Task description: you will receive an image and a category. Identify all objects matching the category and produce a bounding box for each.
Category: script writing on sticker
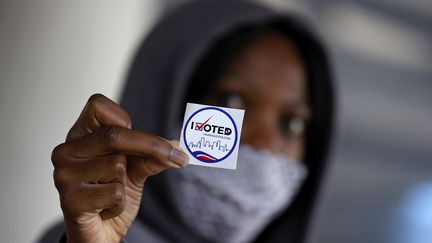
[179,103,245,169]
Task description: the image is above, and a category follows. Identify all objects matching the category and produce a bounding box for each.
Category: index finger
[62,125,189,168]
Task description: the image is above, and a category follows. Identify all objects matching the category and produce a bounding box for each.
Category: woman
[41,0,334,242]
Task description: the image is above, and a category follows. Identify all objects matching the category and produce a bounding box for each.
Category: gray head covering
[120,0,334,242]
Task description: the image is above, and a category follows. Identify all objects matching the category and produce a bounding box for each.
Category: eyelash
[215,92,307,137]
[279,116,306,137]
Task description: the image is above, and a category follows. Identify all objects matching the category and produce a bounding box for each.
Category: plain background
[0,1,161,242]
[0,0,431,243]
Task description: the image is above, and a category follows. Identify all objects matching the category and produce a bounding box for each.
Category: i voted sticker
[180,103,244,169]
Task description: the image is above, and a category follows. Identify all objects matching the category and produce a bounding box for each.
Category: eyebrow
[223,71,258,92]
[283,101,312,120]
[228,71,309,101]
[285,100,309,108]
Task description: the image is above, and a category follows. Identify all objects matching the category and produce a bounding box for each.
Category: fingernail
[170,149,189,167]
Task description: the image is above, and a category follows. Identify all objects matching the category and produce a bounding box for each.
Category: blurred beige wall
[0,1,160,242]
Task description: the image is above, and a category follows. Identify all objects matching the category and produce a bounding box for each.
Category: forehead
[224,33,307,101]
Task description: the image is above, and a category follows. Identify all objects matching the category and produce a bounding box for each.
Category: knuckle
[121,111,132,128]
[113,159,126,175]
[111,183,125,202]
[100,126,122,147]
[87,93,106,106]
[88,94,131,128]
[112,156,127,184]
[86,94,107,115]
[112,153,127,165]
[51,143,67,166]
[150,136,171,160]
[53,168,65,183]
[53,169,71,193]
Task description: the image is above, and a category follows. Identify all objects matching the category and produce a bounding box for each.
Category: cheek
[239,111,305,161]
[284,137,304,162]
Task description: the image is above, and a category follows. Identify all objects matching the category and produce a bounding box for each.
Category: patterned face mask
[164,144,308,243]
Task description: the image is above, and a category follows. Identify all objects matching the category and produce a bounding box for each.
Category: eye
[280,116,306,137]
[215,92,245,109]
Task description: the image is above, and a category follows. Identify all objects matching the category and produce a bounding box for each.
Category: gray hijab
[120,0,334,242]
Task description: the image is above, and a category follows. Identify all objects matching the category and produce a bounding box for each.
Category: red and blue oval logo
[183,107,238,163]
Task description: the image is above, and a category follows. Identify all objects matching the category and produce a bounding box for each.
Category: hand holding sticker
[180,103,245,169]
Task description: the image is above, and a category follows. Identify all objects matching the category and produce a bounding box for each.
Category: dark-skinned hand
[51,94,189,243]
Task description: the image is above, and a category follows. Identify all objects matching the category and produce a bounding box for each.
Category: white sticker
[179,103,245,169]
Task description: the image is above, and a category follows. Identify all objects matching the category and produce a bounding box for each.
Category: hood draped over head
[120,0,334,242]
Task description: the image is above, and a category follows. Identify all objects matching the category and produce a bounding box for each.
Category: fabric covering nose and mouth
[164,144,309,243]
[38,0,334,243]
[120,0,334,243]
